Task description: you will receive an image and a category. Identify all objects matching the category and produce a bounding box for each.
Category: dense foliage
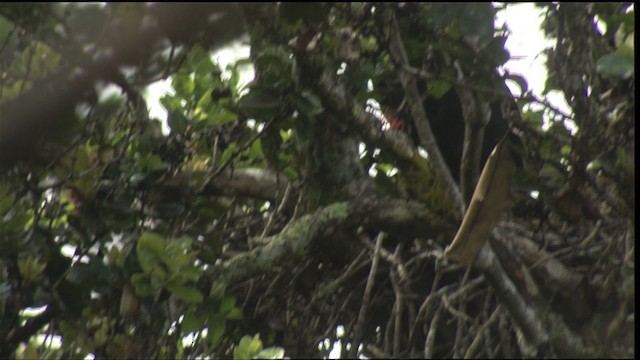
[0,3,634,358]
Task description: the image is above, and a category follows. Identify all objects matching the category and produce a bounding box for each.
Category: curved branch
[211,202,350,285]
[209,194,452,286]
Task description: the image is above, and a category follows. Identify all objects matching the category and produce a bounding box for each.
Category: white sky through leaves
[145,4,568,131]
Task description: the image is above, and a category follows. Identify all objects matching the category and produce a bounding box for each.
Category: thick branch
[381,8,465,217]
[213,202,350,285]
[203,168,292,203]
[457,88,491,204]
[475,229,591,357]
[209,195,452,285]
[474,244,551,352]
[493,222,585,298]
[461,121,485,204]
[292,49,415,166]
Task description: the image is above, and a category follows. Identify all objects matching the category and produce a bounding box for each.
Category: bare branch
[359,232,408,282]
[457,86,491,204]
[474,240,591,357]
[204,167,293,203]
[209,195,451,286]
[474,244,550,350]
[380,7,465,218]
[423,306,442,359]
[390,254,404,357]
[351,232,385,358]
[464,305,502,358]
[292,47,416,165]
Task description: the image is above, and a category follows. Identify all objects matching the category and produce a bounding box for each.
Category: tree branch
[473,244,551,352]
[209,194,451,286]
[211,202,350,285]
[456,87,491,204]
[291,44,415,168]
[351,232,385,358]
[475,232,591,357]
[1,306,57,356]
[380,7,465,217]
[204,168,293,203]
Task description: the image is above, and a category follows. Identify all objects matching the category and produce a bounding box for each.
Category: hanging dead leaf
[445,135,517,265]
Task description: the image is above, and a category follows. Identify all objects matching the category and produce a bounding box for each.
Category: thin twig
[473,243,554,352]
[464,305,502,358]
[441,293,474,324]
[358,232,408,283]
[423,305,442,359]
[452,267,472,357]
[390,256,403,357]
[351,232,385,358]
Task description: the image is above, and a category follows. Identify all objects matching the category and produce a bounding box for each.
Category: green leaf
[160,94,183,112]
[136,249,158,274]
[195,92,213,119]
[220,295,236,314]
[209,282,227,300]
[131,273,153,297]
[207,318,226,348]
[181,312,202,334]
[254,347,285,359]
[166,284,204,303]
[522,109,544,129]
[168,110,189,133]
[138,232,166,255]
[0,181,15,215]
[206,106,238,125]
[248,334,264,355]
[150,263,168,282]
[427,80,452,99]
[190,47,215,78]
[17,256,46,282]
[219,143,239,163]
[238,89,281,119]
[596,53,634,79]
[165,250,190,270]
[173,74,196,97]
[136,154,169,172]
[182,266,203,281]
[227,307,243,320]
[234,334,263,360]
[481,36,510,65]
[246,139,264,162]
[136,232,166,273]
[72,146,93,174]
